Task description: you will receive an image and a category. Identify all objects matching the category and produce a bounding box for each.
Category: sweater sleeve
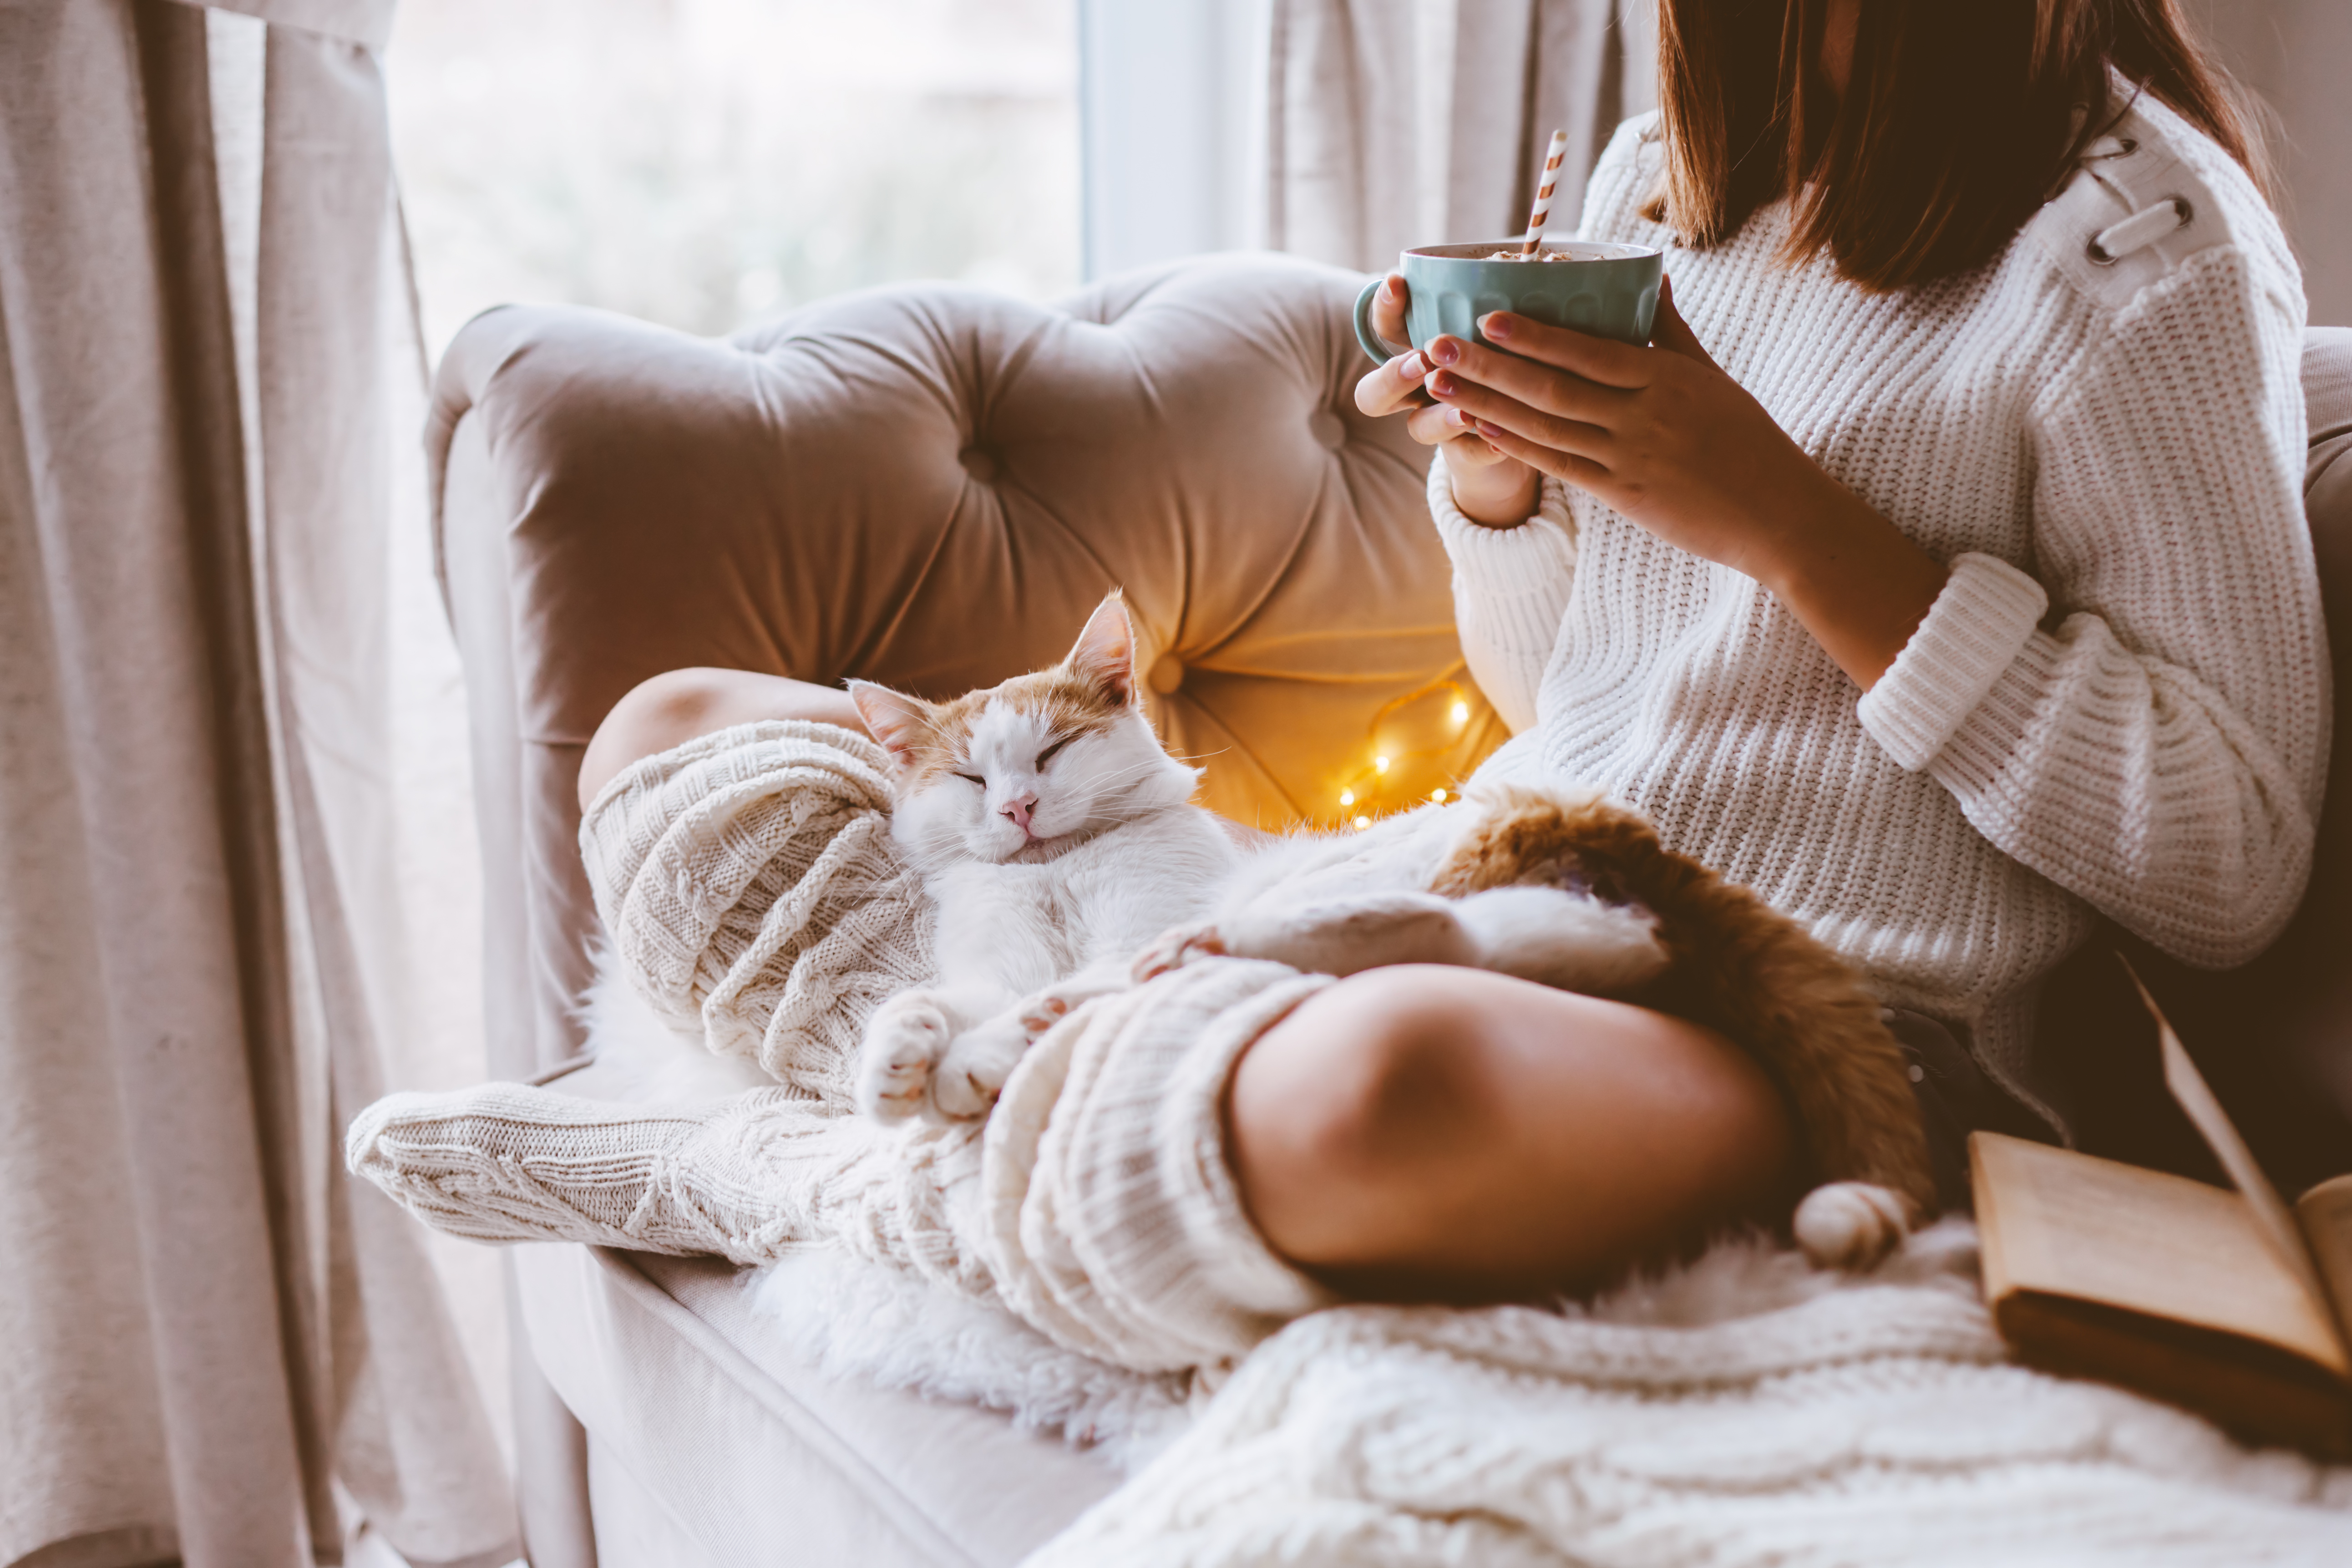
[1426,457,1578,734]
[1855,248,2327,968]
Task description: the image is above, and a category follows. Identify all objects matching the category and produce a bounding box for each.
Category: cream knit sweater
[1440,92,2325,1128]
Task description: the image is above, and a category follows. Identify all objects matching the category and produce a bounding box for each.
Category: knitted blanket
[1031,1224,2352,1566]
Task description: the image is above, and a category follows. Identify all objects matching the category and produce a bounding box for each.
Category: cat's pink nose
[1000,792,1037,832]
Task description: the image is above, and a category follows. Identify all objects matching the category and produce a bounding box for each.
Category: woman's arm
[1422,282,1950,690]
[1855,254,2324,966]
[577,668,868,810]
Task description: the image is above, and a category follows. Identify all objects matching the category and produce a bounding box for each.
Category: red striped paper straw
[1518,129,1570,256]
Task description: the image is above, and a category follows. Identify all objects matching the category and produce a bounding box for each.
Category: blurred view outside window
[387,0,1083,358]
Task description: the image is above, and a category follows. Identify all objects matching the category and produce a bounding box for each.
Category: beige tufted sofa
[427,255,2352,1565]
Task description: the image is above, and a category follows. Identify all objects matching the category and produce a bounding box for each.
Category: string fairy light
[1327,667,1488,828]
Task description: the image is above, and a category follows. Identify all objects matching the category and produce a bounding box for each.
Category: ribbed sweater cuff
[1856,553,2050,772]
[1427,457,1576,589]
[1427,459,1576,625]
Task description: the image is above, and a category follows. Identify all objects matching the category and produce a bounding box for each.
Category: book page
[2297,1174,2352,1347]
[2121,960,2334,1314]
[1972,1132,2349,1378]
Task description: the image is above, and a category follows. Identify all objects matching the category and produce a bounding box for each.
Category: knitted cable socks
[347,955,1332,1369]
[578,720,934,1106]
[344,1082,990,1291]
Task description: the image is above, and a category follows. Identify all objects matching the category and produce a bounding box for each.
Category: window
[388,0,1082,357]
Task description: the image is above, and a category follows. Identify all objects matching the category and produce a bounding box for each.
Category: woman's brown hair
[1642,0,2266,292]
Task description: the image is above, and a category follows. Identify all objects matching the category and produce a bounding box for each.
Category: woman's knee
[1227,966,1509,1262]
[581,668,732,806]
[577,667,865,807]
[1225,963,1799,1291]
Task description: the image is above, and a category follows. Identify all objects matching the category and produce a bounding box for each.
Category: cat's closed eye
[1036,736,1075,770]
[953,771,985,787]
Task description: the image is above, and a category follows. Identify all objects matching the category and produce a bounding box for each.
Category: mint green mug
[1353,240,1664,363]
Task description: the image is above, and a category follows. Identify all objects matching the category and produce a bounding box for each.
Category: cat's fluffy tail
[1433,785,1939,1219]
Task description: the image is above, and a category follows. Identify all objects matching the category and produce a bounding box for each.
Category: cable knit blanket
[349,721,2352,1564]
[1036,1225,2352,1565]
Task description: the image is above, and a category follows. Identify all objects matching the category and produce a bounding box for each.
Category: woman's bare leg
[1227,964,1798,1301]
[578,668,867,809]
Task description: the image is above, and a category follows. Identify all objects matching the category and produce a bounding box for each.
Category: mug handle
[1353,277,1404,365]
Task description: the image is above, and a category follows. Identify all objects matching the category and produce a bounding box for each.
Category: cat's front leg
[858,988,1001,1124]
[930,967,1129,1121]
[857,990,956,1122]
[1130,919,1228,982]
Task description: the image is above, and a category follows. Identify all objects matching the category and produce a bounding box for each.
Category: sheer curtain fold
[1265,0,1654,273]
[0,3,514,1566]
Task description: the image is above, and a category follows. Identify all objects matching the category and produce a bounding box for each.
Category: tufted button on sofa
[426,254,2352,1565]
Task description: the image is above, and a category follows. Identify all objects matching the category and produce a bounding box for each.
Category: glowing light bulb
[1450,701,1470,725]
[1374,755,1390,773]
[1353,815,1371,832]
[1338,789,1354,807]
[1431,788,1448,803]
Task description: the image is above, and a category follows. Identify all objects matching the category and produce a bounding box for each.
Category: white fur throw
[1034,1222,2352,1565]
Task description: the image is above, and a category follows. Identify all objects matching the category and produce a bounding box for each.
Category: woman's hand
[1423,279,1949,688]
[1351,273,1540,526]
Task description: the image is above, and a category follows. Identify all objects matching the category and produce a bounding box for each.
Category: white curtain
[1264,0,1655,273]
[0,2,515,1564]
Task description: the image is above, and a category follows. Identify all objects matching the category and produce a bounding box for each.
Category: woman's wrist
[1753,475,1948,691]
[1445,449,1542,528]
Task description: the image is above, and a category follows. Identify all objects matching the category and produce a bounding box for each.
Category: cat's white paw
[1015,986,1081,1036]
[1793,1181,1919,1271]
[857,993,953,1123]
[929,1013,1033,1122]
[1132,920,1227,982]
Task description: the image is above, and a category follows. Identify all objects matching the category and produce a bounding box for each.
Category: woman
[581,0,2321,1302]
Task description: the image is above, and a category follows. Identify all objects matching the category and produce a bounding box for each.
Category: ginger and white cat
[847,593,1239,1121]
[848,591,1667,1127]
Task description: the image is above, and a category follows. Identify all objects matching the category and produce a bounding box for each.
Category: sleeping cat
[853,590,1937,1266]
[846,593,1240,1122]
[848,591,1665,1127]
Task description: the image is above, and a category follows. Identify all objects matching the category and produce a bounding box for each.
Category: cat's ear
[1065,590,1137,708]
[847,680,932,768]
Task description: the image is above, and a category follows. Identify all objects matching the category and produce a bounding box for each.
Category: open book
[1971,963,2352,1458]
